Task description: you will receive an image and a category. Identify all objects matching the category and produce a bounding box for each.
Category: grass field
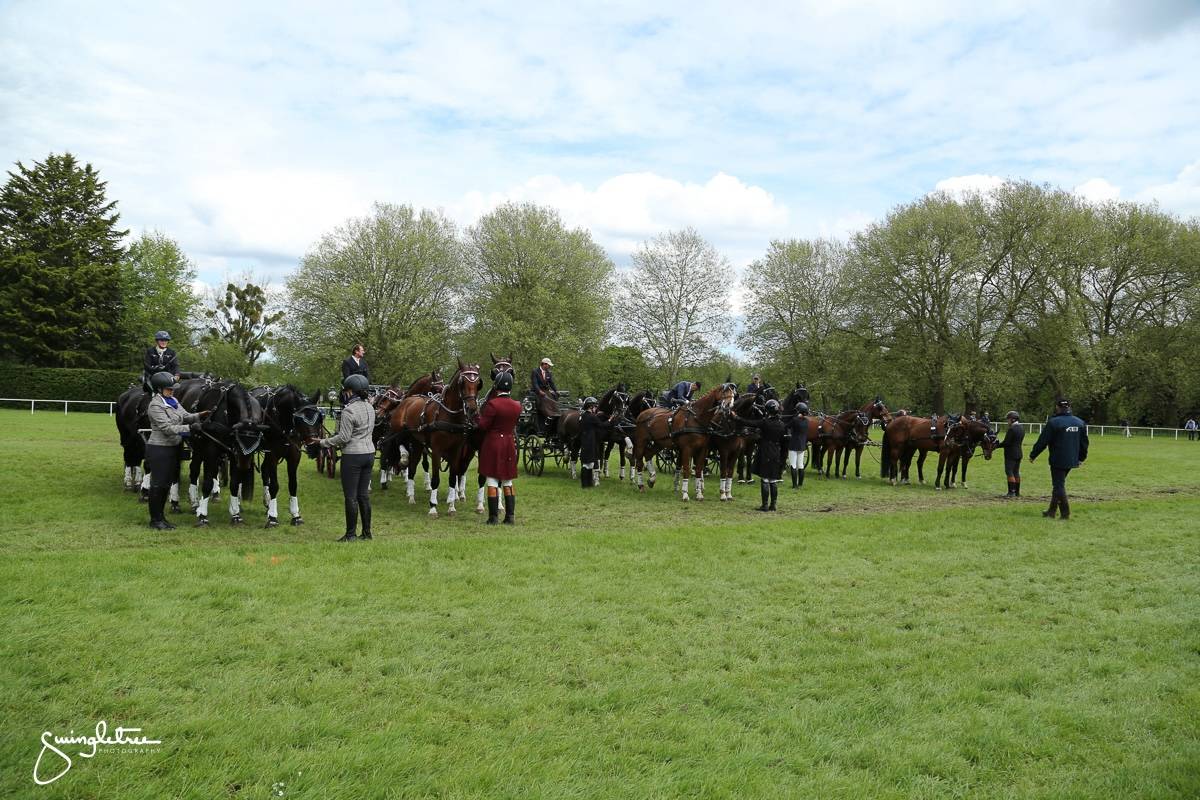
[1,408,1198,799]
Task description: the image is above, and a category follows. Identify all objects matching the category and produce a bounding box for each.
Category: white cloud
[1074,177,1121,202]
[451,172,789,258]
[934,174,1008,199]
[1137,161,1200,218]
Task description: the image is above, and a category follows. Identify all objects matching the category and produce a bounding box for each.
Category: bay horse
[251,385,324,527]
[631,383,736,500]
[175,378,267,525]
[711,390,771,501]
[832,397,893,479]
[928,417,998,489]
[558,383,629,481]
[602,389,654,480]
[375,370,443,492]
[816,409,871,478]
[882,414,995,487]
[393,359,482,516]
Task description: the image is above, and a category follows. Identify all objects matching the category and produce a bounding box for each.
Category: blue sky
[2,0,1198,292]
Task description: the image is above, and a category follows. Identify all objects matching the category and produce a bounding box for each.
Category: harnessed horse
[393,359,482,516]
[711,390,771,501]
[174,378,267,525]
[928,417,998,489]
[816,409,871,478]
[601,389,654,480]
[631,383,737,500]
[828,398,893,479]
[557,384,630,481]
[251,385,324,527]
[374,370,443,492]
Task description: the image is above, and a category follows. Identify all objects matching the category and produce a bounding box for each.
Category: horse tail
[880,429,892,478]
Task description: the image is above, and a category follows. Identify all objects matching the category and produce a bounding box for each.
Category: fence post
[109,402,114,415]
[30,400,34,415]
[1150,428,1154,439]
[64,400,68,416]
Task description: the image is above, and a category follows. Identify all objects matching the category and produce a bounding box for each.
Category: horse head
[451,358,483,422]
[489,353,513,382]
[288,386,326,447]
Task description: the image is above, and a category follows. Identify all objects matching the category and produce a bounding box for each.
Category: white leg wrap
[424,471,432,491]
[447,486,457,504]
[229,495,241,516]
[397,445,409,466]
[141,473,151,491]
[624,437,633,456]
[380,467,389,485]
[406,478,416,503]
[197,495,209,517]
[648,461,657,479]
[696,475,704,499]
[429,488,437,507]
[592,465,600,486]
[134,466,144,485]
[268,497,278,517]
[124,466,133,487]
[681,475,689,500]
[476,486,485,512]
[289,495,299,516]
[189,483,199,505]
[169,483,179,502]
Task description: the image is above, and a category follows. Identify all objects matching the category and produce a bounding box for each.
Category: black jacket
[143,346,179,377]
[786,414,809,451]
[740,415,786,479]
[341,356,370,382]
[580,410,611,463]
[531,367,558,396]
[1000,421,1025,460]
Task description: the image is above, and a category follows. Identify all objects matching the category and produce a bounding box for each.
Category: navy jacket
[530,367,558,396]
[144,346,179,377]
[1000,421,1025,461]
[1029,411,1089,468]
[667,381,694,403]
[786,414,809,451]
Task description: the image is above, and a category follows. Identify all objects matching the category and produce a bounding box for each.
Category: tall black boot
[758,480,769,511]
[769,482,778,511]
[358,499,372,539]
[149,488,175,530]
[502,491,515,524]
[1042,495,1059,518]
[790,467,798,488]
[580,466,592,489]
[798,468,805,487]
[486,492,499,525]
[1059,496,1070,520]
[1014,480,1020,497]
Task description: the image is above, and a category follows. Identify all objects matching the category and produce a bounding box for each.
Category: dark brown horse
[393,359,482,516]
[711,391,770,501]
[375,370,443,493]
[831,398,893,479]
[558,384,629,481]
[817,408,871,478]
[927,417,998,489]
[882,414,996,486]
[602,389,654,480]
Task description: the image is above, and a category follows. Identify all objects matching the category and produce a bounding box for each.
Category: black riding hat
[1006,410,1020,420]
[764,399,780,414]
[150,371,176,392]
[583,396,598,409]
[797,402,809,414]
[494,372,513,393]
[154,330,171,341]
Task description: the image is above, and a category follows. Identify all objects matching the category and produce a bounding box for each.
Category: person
[999,410,1025,498]
[145,371,209,530]
[1185,416,1197,442]
[478,371,522,524]
[143,331,180,392]
[578,396,612,489]
[745,374,765,396]
[319,373,376,542]
[734,399,787,511]
[666,380,700,407]
[786,401,810,489]
[529,357,559,435]
[341,344,370,384]
[1029,398,1089,520]
[1120,417,1131,438]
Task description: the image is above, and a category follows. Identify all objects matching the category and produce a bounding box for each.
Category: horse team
[115,360,999,526]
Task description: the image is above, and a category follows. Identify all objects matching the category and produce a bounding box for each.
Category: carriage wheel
[655,451,675,473]
[552,445,567,468]
[523,441,546,476]
[704,458,717,477]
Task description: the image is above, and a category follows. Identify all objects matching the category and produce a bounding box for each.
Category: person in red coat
[478,371,522,524]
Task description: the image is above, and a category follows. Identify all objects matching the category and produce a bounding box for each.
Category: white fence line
[0,398,116,415]
[988,420,1199,440]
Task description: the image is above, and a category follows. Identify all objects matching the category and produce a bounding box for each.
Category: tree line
[2,153,1197,424]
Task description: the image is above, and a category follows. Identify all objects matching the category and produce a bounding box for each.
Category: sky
[2,0,1199,293]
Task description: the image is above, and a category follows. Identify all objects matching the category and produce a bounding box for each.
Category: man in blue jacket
[1028,398,1089,520]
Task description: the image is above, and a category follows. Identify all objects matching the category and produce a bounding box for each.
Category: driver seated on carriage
[142,330,180,393]
[663,380,701,408]
[528,357,560,435]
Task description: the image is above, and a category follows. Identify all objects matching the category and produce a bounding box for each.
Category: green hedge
[0,363,140,403]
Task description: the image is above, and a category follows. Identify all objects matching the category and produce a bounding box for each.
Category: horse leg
[263,455,280,526]
[854,445,863,479]
[428,454,441,517]
[679,449,690,501]
[694,453,705,501]
[917,450,927,484]
[960,454,970,488]
[476,471,486,514]
[422,451,432,491]
[935,452,946,490]
[194,454,214,525]
[287,452,303,525]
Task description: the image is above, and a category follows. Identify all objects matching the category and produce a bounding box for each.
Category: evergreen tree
[0,153,127,366]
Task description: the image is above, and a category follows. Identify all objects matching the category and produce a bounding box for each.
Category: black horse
[602,389,655,480]
[559,383,629,481]
[735,384,779,483]
[175,378,267,526]
[115,384,152,496]
[251,385,324,527]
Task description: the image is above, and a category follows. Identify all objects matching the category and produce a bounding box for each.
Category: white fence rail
[1,398,116,414]
[988,421,1200,440]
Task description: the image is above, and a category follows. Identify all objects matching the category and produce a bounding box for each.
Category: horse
[375,370,443,492]
[115,384,151,495]
[831,397,893,479]
[558,383,629,481]
[816,409,872,478]
[928,417,998,489]
[882,413,992,487]
[251,385,324,527]
[711,390,771,501]
[734,385,779,484]
[393,359,482,516]
[602,389,654,480]
[631,383,737,500]
[175,378,267,525]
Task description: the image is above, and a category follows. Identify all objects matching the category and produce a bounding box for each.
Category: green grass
[1,409,1198,799]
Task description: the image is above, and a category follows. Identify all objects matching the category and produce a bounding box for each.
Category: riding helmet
[1056,398,1071,409]
[765,399,780,415]
[797,402,809,414]
[154,330,171,341]
[150,371,177,392]
[494,372,514,393]
[342,373,370,392]
[583,396,598,409]
[1006,410,1020,421]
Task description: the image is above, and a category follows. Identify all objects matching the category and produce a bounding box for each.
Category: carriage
[516,391,573,476]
